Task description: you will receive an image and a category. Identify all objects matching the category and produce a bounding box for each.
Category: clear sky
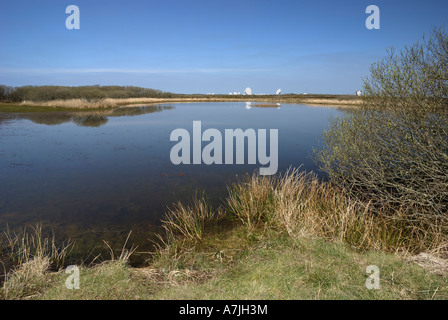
[1,0,447,94]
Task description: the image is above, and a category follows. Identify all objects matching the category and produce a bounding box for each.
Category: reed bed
[15,95,363,110]
[160,194,223,242]
[158,168,447,256]
[1,225,73,271]
[227,168,448,253]
[19,97,227,109]
[20,98,147,109]
[0,225,74,299]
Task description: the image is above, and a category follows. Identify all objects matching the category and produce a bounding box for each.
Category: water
[0,102,344,263]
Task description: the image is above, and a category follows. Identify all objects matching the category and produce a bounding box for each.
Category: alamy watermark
[65,5,80,30]
[65,265,80,290]
[170,121,278,175]
[366,5,380,30]
[366,265,380,290]
[65,5,379,31]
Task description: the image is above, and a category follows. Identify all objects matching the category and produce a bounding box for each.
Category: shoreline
[1,169,446,300]
[0,95,362,113]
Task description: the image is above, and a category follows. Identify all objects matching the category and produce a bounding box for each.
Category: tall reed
[226,168,448,253]
[1,224,73,270]
[161,194,222,241]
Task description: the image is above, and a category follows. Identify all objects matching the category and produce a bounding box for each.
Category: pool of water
[0,102,344,263]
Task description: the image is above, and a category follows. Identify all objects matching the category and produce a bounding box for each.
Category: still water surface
[0,102,343,262]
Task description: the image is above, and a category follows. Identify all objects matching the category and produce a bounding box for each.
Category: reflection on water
[9,105,174,127]
[72,115,109,127]
[0,102,343,265]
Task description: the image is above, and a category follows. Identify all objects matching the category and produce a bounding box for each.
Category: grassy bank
[0,94,361,112]
[12,233,447,300]
[1,169,447,300]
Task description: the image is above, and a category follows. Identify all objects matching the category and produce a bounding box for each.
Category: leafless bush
[316,28,448,228]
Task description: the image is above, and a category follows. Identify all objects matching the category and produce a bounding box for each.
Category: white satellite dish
[245,87,252,95]
[356,90,362,96]
[229,92,233,95]
[276,89,281,95]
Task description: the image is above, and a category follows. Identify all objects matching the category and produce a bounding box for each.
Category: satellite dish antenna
[229,92,233,95]
[356,90,362,96]
[276,89,281,95]
[245,87,252,95]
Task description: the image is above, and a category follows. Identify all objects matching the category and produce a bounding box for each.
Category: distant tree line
[0,85,174,102]
[0,85,16,101]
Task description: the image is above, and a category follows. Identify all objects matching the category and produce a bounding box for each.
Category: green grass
[148,230,448,300]
[27,230,448,300]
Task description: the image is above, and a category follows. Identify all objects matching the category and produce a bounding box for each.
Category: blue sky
[0,0,447,94]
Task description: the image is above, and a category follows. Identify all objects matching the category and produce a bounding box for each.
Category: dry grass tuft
[226,168,448,254]
[1,256,51,299]
[102,231,138,263]
[227,173,274,230]
[410,253,448,275]
[0,225,73,299]
[1,224,73,270]
[161,195,223,241]
[133,267,212,287]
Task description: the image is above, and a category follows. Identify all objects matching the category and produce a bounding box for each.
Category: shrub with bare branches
[315,28,448,227]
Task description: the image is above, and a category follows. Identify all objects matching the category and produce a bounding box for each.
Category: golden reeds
[226,168,448,253]
[1,224,73,269]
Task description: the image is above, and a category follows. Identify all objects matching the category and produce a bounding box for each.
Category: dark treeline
[0,85,175,102]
